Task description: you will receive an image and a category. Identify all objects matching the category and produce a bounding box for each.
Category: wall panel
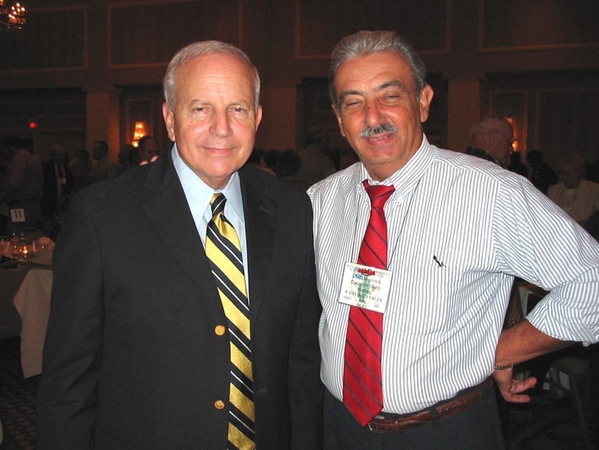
[295,0,450,59]
[481,0,599,51]
[535,88,599,167]
[0,6,86,71]
[108,0,243,67]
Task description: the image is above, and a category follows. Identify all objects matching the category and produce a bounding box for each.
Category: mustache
[359,123,398,138]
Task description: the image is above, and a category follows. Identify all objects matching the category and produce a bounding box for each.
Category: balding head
[469,116,514,167]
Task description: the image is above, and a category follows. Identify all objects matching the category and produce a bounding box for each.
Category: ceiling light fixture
[0,0,26,32]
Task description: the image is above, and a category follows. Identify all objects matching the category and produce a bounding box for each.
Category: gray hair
[163,40,261,112]
[328,30,428,107]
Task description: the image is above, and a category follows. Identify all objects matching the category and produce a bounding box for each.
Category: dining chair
[517,281,595,450]
[547,353,593,450]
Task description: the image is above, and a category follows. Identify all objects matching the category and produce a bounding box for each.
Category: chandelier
[0,0,26,32]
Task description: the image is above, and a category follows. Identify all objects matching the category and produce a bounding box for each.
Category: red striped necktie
[343,181,395,426]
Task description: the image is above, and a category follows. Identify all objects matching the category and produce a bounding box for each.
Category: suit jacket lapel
[140,159,276,321]
[240,167,276,323]
[141,154,218,296]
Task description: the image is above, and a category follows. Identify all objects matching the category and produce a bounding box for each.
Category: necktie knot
[210,192,226,218]
[364,181,395,210]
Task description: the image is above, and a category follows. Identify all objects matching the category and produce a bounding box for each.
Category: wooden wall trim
[0,5,88,74]
[478,0,599,53]
[294,0,452,60]
[107,0,244,69]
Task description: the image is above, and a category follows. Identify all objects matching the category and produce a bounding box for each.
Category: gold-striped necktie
[205,193,255,450]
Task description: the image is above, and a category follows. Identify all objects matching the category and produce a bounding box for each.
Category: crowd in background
[0,136,166,238]
[1,127,599,242]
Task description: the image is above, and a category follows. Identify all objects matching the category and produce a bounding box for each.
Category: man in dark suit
[36,41,323,450]
[40,142,72,237]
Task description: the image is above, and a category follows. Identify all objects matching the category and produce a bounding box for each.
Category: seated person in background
[548,153,599,226]
[89,140,119,182]
[273,149,302,189]
[506,151,527,177]
[263,148,280,173]
[0,136,43,233]
[137,135,161,164]
[67,149,93,192]
[295,127,337,190]
[117,144,139,172]
[247,147,275,175]
[527,149,557,194]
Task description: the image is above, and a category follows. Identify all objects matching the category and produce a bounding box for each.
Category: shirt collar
[354,135,435,196]
[171,144,243,219]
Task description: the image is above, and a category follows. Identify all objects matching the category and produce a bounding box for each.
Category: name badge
[339,262,392,313]
[10,208,26,223]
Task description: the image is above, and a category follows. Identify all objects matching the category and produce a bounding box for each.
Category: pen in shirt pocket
[433,255,444,267]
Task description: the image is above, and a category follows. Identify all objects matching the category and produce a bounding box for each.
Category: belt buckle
[367,422,385,433]
[367,415,385,432]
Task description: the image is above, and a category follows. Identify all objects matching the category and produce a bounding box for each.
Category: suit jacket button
[214,400,226,409]
[214,325,226,336]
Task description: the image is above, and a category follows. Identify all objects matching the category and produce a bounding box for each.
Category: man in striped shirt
[308,30,599,449]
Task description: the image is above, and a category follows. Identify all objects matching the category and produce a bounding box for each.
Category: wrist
[494,363,514,372]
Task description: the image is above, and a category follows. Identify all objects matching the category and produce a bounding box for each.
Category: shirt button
[214,325,226,336]
[214,400,225,409]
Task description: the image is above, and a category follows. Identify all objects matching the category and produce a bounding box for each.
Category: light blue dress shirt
[171,145,250,295]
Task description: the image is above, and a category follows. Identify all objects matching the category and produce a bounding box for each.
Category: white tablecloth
[0,265,28,337]
[13,268,53,378]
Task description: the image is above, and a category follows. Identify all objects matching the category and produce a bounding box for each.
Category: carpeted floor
[0,336,596,449]
[0,338,37,450]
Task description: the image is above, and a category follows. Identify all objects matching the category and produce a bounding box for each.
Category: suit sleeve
[288,195,324,450]
[36,191,104,449]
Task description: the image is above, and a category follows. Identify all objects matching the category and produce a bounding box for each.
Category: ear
[254,105,263,130]
[162,102,176,142]
[332,104,346,138]
[418,85,434,123]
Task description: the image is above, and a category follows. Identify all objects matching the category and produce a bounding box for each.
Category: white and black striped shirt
[308,137,599,415]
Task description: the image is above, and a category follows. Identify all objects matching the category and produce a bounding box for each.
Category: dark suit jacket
[36,153,324,449]
[41,159,72,216]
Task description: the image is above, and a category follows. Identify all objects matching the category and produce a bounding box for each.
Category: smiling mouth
[363,132,395,146]
[366,133,392,140]
[204,145,233,153]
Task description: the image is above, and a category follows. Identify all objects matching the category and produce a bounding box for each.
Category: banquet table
[13,267,53,378]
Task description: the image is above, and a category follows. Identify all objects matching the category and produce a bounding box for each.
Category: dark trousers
[324,388,505,450]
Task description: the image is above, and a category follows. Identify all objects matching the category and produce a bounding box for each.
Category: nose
[210,109,232,137]
[364,100,383,128]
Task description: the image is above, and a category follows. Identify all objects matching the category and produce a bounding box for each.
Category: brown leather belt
[367,378,494,433]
